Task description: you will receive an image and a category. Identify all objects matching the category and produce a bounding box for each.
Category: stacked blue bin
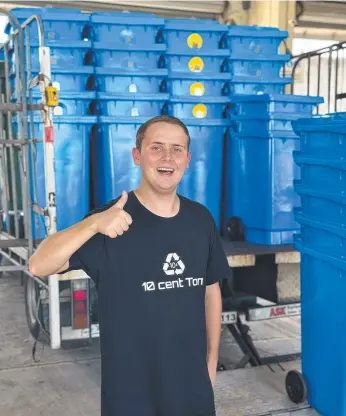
[164,18,230,227]
[227,25,291,95]
[7,8,96,238]
[291,113,346,416]
[90,12,169,206]
[225,94,323,245]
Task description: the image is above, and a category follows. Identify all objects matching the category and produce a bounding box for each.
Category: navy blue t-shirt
[65,191,231,416]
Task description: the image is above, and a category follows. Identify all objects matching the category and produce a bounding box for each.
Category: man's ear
[132,147,141,166]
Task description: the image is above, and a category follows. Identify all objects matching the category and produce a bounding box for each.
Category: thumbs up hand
[93,191,133,238]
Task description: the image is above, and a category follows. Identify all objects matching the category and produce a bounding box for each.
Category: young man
[29,115,232,416]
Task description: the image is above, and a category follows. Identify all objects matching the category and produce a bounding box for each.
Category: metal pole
[3,45,20,239]
[34,24,61,350]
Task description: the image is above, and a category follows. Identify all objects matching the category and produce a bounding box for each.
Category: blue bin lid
[166,49,229,57]
[231,111,317,122]
[294,153,346,171]
[31,91,96,100]
[95,67,168,77]
[295,182,346,206]
[97,92,169,102]
[31,115,97,124]
[292,114,346,134]
[28,40,92,48]
[164,18,227,32]
[170,96,229,104]
[230,75,292,84]
[229,53,290,62]
[29,66,94,75]
[294,237,346,271]
[91,11,164,25]
[8,7,91,22]
[92,41,166,52]
[168,71,230,81]
[231,130,299,140]
[228,25,288,39]
[180,118,229,127]
[230,93,323,105]
[295,210,346,239]
[99,116,151,125]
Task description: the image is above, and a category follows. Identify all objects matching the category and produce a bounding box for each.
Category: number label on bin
[221,311,237,324]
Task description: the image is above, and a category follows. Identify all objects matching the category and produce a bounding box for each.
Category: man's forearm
[28,215,98,277]
[205,282,222,363]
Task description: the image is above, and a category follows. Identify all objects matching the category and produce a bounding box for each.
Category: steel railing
[287,40,346,114]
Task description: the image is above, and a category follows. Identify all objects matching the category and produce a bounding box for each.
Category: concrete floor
[0,272,319,416]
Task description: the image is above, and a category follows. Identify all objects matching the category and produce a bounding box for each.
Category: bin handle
[158,55,166,69]
[155,28,164,44]
[81,24,93,41]
[86,74,98,91]
[219,34,228,49]
[84,49,96,66]
[221,58,229,73]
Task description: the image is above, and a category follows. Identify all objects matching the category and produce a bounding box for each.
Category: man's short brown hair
[136,115,190,151]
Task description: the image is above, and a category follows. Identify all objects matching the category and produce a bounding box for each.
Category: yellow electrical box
[45,85,59,107]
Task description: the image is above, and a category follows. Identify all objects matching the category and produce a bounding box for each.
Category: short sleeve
[206,220,231,286]
[59,201,116,285]
[65,233,105,286]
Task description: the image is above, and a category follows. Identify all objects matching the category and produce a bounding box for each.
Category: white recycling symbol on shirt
[163,253,185,276]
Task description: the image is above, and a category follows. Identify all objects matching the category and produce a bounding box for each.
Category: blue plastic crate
[94,92,169,117]
[229,93,323,117]
[296,210,346,258]
[168,96,229,120]
[90,12,165,45]
[93,67,168,94]
[50,67,95,92]
[229,75,291,95]
[10,41,92,72]
[295,182,346,227]
[295,154,346,197]
[30,91,96,116]
[294,238,346,416]
[10,66,95,94]
[227,25,288,55]
[230,112,312,136]
[91,42,166,70]
[168,72,230,97]
[229,53,289,78]
[165,49,229,75]
[177,119,229,228]
[164,18,228,53]
[93,116,146,206]
[21,116,97,239]
[293,114,346,158]
[5,7,91,41]
[226,130,300,245]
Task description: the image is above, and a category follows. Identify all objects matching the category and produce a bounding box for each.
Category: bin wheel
[285,370,308,404]
[226,217,245,242]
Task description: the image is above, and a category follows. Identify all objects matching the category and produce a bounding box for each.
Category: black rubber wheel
[226,217,245,242]
[285,370,308,404]
[24,275,49,343]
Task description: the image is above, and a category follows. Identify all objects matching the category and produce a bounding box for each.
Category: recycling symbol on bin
[163,253,185,276]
